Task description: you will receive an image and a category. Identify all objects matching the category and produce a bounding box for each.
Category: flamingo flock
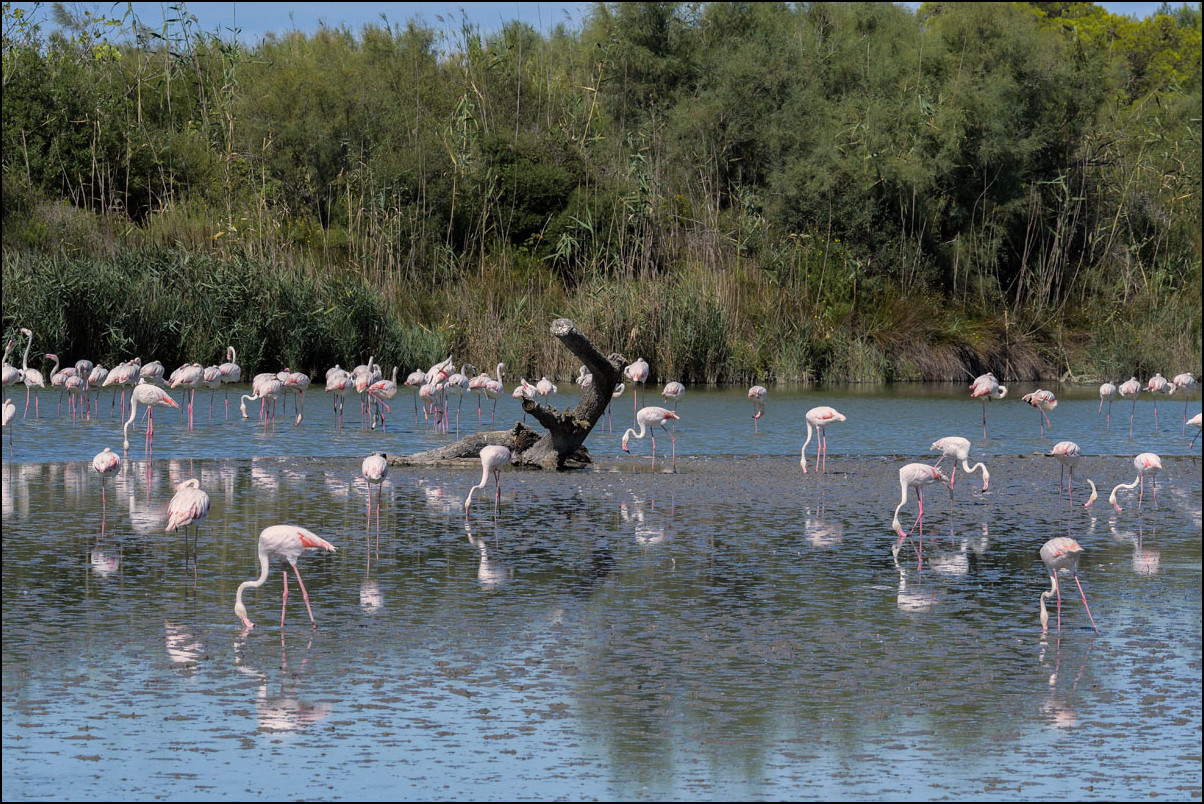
[2,325,1197,638]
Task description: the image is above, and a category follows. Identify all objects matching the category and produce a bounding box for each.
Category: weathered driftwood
[388,318,626,470]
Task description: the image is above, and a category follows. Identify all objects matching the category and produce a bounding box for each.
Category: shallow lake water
[3,381,1201,800]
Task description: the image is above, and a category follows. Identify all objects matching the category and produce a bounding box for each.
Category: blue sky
[9,2,1177,43]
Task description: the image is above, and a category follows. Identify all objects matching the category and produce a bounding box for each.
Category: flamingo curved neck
[234,550,272,623]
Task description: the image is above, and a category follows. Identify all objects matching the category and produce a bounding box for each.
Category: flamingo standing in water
[1039,537,1098,633]
[1022,389,1058,438]
[1108,453,1163,513]
[1047,441,1084,504]
[482,364,505,424]
[362,452,388,545]
[929,436,989,495]
[1188,412,1202,451]
[622,406,680,472]
[891,463,950,567]
[748,385,767,432]
[165,478,210,584]
[969,372,1007,438]
[217,347,241,419]
[1118,377,1141,437]
[661,381,684,411]
[624,358,650,418]
[234,525,338,630]
[1145,373,1170,430]
[18,328,45,418]
[367,368,398,432]
[170,363,205,430]
[1171,373,1196,431]
[123,378,180,455]
[1098,381,1117,425]
[800,406,846,474]
[92,447,120,520]
[326,368,354,429]
[464,445,512,518]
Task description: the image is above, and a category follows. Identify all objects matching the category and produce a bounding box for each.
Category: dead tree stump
[388,318,626,470]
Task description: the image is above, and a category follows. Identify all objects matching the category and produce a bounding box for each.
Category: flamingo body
[929,436,989,492]
[622,406,679,471]
[1108,453,1163,513]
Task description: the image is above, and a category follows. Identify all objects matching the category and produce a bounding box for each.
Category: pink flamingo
[19,329,45,418]
[464,445,512,518]
[92,447,120,520]
[201,365,223,423]
[1,339,20,388]
[536,376,558,400]
[234,525,338,630]
[1098,381,1117,425]
[326,368,354,429]
[1108,453,1162,513]
[241,374,283,424]
[1171,373,1196,431]
[165,478,211,584]
[123,379,180,456]
[511,378,535,423]
[748,385,767,432]
[800,406,846,474]
[103,358,141,419]
[482,364,505,424]
[1047,441,1083,504]
[661,381,684,411]
[444,368,471,435]
[1039,537,1098,633]
[1145,373,1170,429]
[362,452,388,545]
[367,368,398,431]
[405,369,428,423]
[283,371,310,425]
[1188,412,1202,451]
[622,406,680,472]
[65,372,87,422]
[1022,389,1057,438]
[218,347,241,419]
[891,463,950,567]
[929,436,989,495]
[140,360,166,385]
[170,363,205,430]
[625,357,650,417]
[969,372,1007,438]
[87,364,108,415]
[1118,377,1141,437]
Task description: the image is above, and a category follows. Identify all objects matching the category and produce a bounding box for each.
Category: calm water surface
[3,382,1201,800]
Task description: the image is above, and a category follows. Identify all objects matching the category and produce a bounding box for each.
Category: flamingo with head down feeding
[891,463,950,567]
[235,525,337,630]
[464,445,512,518]
[929,436,989,496]
[800,406,846,474]
[1109,453,1162,513]
[1039,537,1098,633]
[622,406,679,472]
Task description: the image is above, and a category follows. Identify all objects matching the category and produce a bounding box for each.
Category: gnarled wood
[388,319,625,470]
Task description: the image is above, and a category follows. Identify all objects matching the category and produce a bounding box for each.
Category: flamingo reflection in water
[234,634,332,732]
[465,519,514,589]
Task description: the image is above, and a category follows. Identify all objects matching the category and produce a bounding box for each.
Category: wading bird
[929,436,989,495]
[748,385,767,432]
[1188,412,1202,451]
[800,406,846,474]
[1047,441,1084,504]
[891,463,950,567]
[234,525,337,630]
[1109,453,1163,513]
[1022,389,1058,438]
[1118,377,1141,437]
[464,445,512,518]
[1039,537,1098,634]
[92,447,120,518]
[624,357,650,418]
[165,478,211,584]
[362,452,388,541]
[969,372,1007,439]
[19,328,44,418]
[1171,373,1196,431]
[1098,381,1116,425]
[123,379,180,455]
[622,406,680,472]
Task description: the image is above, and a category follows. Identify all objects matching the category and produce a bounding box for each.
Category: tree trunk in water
[388,318,626,470]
